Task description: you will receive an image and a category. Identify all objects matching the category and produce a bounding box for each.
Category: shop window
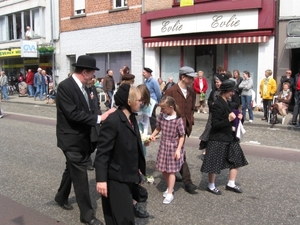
[161,47,180,82]
[114,0,127,9]
[74,0,85,15]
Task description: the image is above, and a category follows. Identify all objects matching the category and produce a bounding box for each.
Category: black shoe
[55,200,73,210]
[184,183,198,194]
[288,122,296,125]
[87,166,94,171]
[225,185,243,193]
[206,187,222,195]
[85,218,104,225]
[133,204,149,218]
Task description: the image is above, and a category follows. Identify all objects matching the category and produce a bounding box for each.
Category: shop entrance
[195,45,216,95]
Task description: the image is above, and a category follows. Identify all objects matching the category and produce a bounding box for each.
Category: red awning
[144,36,269,48]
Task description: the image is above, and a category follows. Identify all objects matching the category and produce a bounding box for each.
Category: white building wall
[256,36,275,103]
[59,22,144,84]
[280,0,300,18]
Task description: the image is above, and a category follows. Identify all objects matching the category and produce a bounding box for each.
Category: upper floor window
[114,0,127,8]
[0,8,45,43]
[74,0,85,15]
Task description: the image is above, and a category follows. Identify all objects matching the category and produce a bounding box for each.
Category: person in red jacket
[193,70,208,113]
[26,69,34,97]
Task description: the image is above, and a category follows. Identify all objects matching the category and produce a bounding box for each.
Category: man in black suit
[54,55,115,225]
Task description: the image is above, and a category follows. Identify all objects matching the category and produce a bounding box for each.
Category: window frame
[113,0,128,9]
[74,0,86,16]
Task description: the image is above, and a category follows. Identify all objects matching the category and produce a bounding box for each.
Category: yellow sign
[180,0,194,7]
[0,48,21,58]
[3,64,23,68]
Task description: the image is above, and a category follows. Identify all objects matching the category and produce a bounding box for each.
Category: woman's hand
[174,149,181,160]
[237,113,243,120]
[96,182,108,198]
[228,112,236,122]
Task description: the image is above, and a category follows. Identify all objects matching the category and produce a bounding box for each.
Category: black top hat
[72,55,99,71]
[144,67,152,73]
[219,79,236,91]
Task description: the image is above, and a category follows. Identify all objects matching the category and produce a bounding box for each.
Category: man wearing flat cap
[54,55,115,225]
[143,67,162,132]
[165,66,198,194]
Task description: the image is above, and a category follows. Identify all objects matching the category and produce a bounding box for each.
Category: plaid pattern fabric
[156,113,185,173]
[164,84,196,136]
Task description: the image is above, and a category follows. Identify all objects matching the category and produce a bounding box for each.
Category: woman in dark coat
[94,84,146,225]
[201,79,248,195]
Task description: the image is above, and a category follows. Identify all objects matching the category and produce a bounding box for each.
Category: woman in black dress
[201,79,248,195]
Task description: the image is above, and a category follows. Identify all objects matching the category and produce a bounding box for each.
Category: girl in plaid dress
[150,96,185,204]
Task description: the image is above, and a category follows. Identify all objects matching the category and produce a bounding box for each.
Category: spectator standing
[201,79,248,195]
[41,70,49,95]
[0,96,3,118]
[164,66,198,194]
[290,69,300,125]
[33,68,45,101]
[193,70,208,113]
[158,78,166,93]
[26,69,34,97]
[143,67,162,132]
[211,65,225,92]
[279,70,294,92]
[25,26,34,39]
[103,69,115,109]
[0,71,8,100]
[54,55,115,225]
[95,84,146,225]
[162,77,176,94]
[150,95,185,204]
[259,69,277,121]
[239,70,254,123]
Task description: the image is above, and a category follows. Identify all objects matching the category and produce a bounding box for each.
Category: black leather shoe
[206,187,222,195]
[87,166,94,171]
[85,218,104,225]
[185,183,198,194]
[133,204,149,218]
[225,185,243,193]
[55,200,73,210]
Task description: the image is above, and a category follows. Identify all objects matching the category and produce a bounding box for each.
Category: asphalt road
[1,103,300,225]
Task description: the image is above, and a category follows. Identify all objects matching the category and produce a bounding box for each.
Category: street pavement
[1,94,300,225]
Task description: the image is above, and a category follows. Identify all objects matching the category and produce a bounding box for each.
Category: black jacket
[95,109,146,183]
[209,96,234,142]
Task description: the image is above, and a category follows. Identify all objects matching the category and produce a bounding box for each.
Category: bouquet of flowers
[140,131,151,144]
[199,92,206,101]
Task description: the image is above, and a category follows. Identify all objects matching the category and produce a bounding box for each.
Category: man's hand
[96,182,108,198]
[100,108,116,121]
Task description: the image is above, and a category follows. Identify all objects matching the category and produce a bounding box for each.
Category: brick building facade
[58,0,144,84]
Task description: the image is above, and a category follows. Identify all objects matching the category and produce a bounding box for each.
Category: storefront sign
[151,10,258,37]
[0,49,21,58]
[285,37,300,49]
[21,40,38,58]
[180,0,194,7]
[287,20,300,37]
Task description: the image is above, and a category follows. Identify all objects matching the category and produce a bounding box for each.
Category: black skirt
[201,140,248,174]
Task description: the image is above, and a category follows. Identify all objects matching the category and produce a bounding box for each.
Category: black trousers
[179,152,192,186]
[262,99,272,119]
[55,151,94,223]
[102,180,135,225]
[149,104,158,133]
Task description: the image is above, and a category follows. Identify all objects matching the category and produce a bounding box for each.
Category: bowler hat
[144,67,152,73]
[219,79,236,91]
[72,55,99,71]
[179,66,197,77]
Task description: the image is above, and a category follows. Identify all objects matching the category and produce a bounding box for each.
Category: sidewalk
[3,94,296,129]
